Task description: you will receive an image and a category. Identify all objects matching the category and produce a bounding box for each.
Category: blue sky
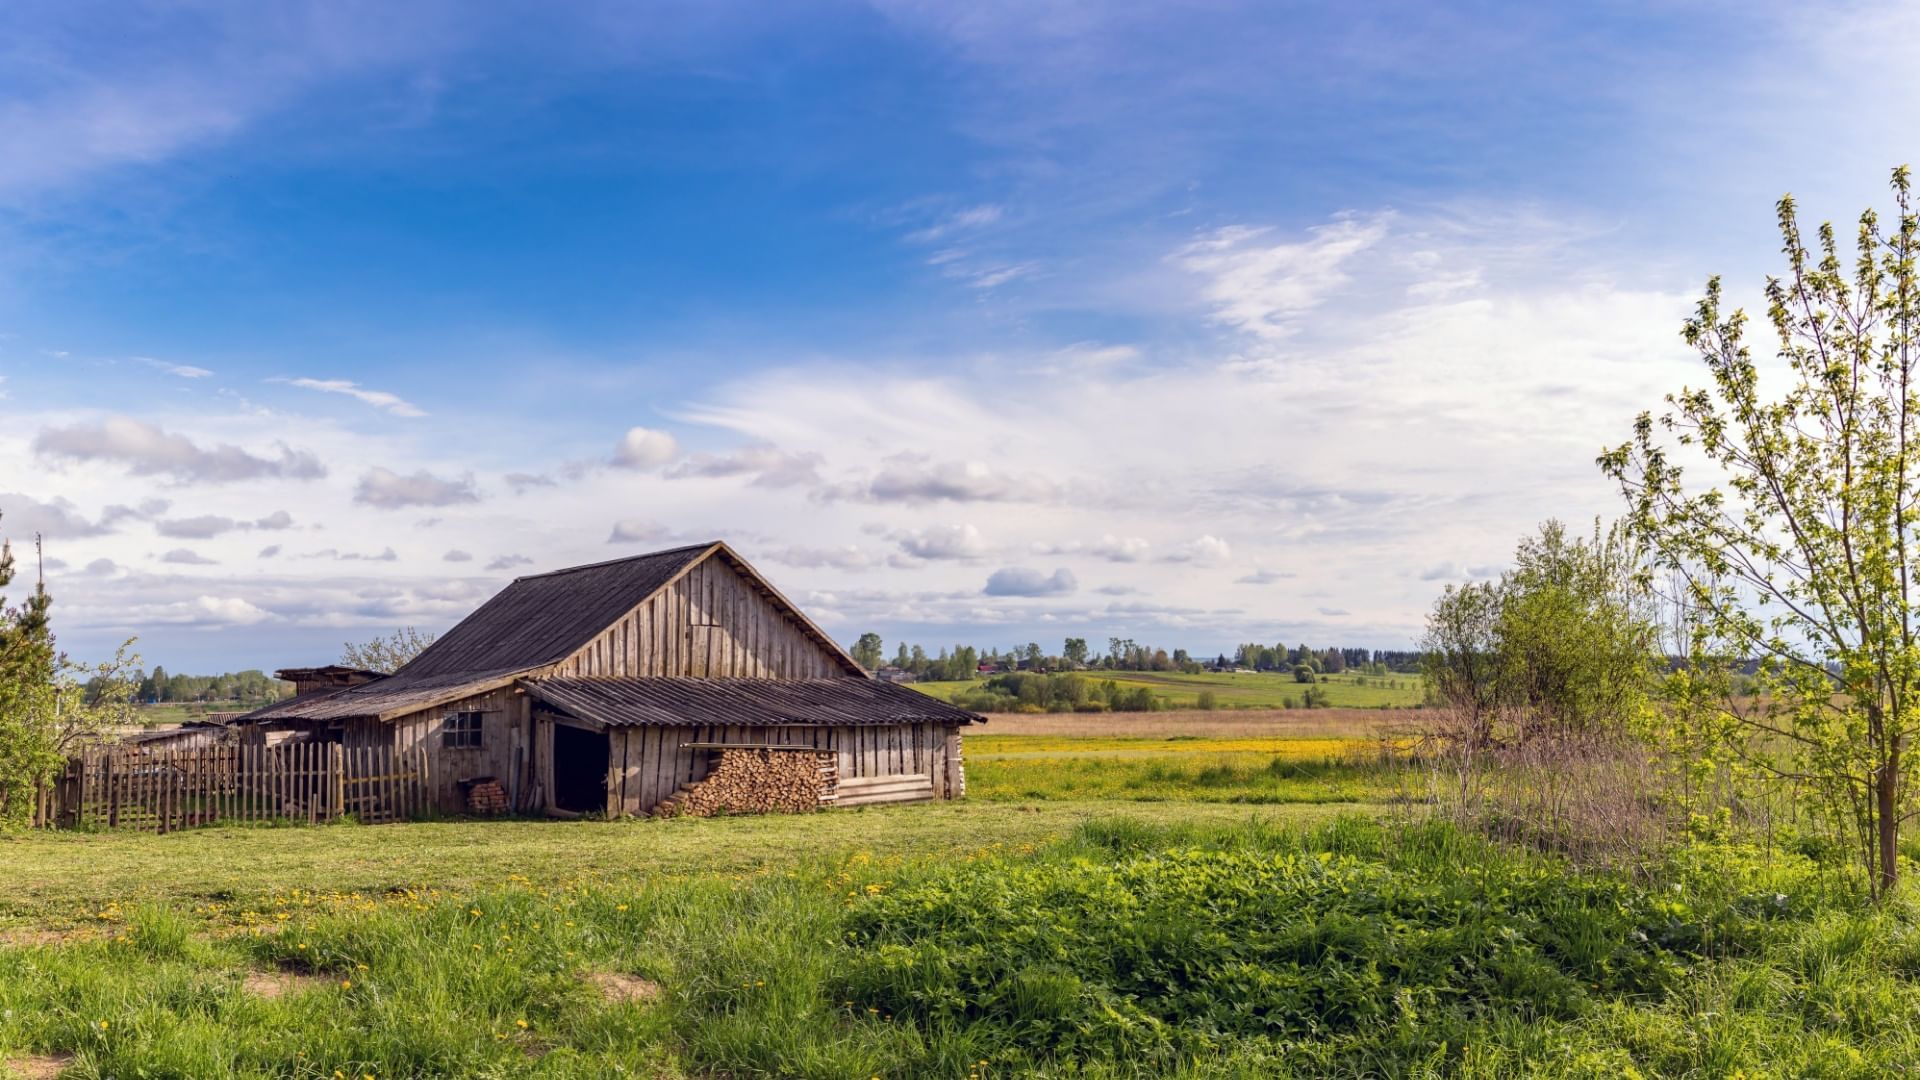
[2,0,1915,670]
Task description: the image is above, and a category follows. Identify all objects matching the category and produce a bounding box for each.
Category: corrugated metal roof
[235,669,524,723]
[523,677,985,728]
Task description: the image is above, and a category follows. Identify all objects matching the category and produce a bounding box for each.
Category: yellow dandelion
[340,980,352,990]
[515,1018,529,1030]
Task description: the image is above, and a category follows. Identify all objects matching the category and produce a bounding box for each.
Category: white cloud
[155,515,243,539]
[487,554,534,572]
[610,427,680,469]
[443,549,473,562]
[768,545,880,571]
[33,416,326,484]
[160,548,217,565]
[281,378,426,418]
[1162,535,1231,565]
[138,357,213,378]
[353,467,479,509]
[1175,215,1389,341]
[894,523,987,561]
[192,595,275,625]
[983,566,1078,597]
[665,444,822,488]
[607,519,676,544]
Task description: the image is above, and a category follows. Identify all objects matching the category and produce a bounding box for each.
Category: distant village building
[874,666,917,684]
[238,542,980,817]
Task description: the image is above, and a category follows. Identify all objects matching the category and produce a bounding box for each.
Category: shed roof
[523,677,984,728]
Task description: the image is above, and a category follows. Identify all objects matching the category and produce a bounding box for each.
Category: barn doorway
[552,724,609,814]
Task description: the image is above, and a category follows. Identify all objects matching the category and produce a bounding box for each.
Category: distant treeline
[85,666,292,706]
[851,633,1426,679]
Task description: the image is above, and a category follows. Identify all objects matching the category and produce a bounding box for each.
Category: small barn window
[443,712,485,749]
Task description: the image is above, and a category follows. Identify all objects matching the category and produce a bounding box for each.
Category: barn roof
[524,677,985,728]
[237,541,869,723]
[397,543,720,679]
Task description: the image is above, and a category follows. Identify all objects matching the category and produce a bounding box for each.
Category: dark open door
[552,723,609,814]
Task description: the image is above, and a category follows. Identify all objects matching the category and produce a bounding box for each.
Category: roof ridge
[509,541,719,582]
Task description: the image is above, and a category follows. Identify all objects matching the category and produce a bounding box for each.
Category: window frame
[442,710,486,750]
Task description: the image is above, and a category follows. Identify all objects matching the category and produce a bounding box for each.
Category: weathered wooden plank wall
[595,721,966,817]
[552,556,849,680]
[390,688,517,811]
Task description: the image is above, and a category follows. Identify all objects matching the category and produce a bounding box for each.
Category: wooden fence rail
[30,743,429,833]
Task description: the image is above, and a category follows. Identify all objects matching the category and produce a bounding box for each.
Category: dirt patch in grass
[4,1052,74,1079]
[241,970,330,999]
[588,971,661,1004]
[0,928,84,949]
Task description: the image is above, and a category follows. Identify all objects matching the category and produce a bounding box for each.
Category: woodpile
[465,778,509,815]
[654,747,837,817]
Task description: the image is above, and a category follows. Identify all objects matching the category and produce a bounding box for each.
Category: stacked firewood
[466,779,509,815]
[655,748,836,817]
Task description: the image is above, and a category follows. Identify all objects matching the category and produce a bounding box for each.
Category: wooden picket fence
[30,742,430,833]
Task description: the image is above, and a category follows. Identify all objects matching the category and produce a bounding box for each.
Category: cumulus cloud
[828,457,1054,504]
[255,510,294,530]
[160,548,217,565]
[487,554,534,571]
[258,545,281,559]
[665,444,822,488]
[280,377,426,417]
[894,524,987,561]
[1235,569,1293,585]
[155,515,244,539]
[1162,535,1232,565]
[611,427,679,469]
[353,467,479,509]
[193,595,275,625]
[0,493,116,538]
[32,416,326,484]
[983,566,1078,597]
[443,549,473,562]
[84,558,119,576]
[1317,606,1351,617]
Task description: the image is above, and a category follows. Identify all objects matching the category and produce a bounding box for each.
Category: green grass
[966,734,1406,805]
[0,800,1369,932]
[3,814,1915,1078]
[912,669,1427,710]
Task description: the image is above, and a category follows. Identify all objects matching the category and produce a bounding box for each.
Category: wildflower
[340,980,352,990]
[515,1019,529,1030]
[98,1020,109,1030]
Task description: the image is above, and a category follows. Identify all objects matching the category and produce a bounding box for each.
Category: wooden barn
[236,542,981,817]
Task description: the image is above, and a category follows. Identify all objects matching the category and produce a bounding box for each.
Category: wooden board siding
[390,688,517,812]
[595,721,965,817]
[552,556,849,680]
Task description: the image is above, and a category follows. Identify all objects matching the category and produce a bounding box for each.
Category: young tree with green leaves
[341,626,438,674]
[1602,167,1920,895]
[850,632,885,671]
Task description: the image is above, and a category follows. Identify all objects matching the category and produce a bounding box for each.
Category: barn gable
[551,544,865,679]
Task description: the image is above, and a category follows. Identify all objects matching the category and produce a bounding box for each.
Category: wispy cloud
[280,378,426,417]
[138,357,213,378]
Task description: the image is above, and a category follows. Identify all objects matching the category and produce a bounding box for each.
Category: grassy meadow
[4,710,1917,1078]
[913,669,1426,710]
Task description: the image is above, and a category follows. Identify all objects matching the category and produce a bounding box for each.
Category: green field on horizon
[908,668,1427,709]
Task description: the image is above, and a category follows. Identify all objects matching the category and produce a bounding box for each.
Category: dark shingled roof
[397,542,718,679]
[523,677,984,728]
